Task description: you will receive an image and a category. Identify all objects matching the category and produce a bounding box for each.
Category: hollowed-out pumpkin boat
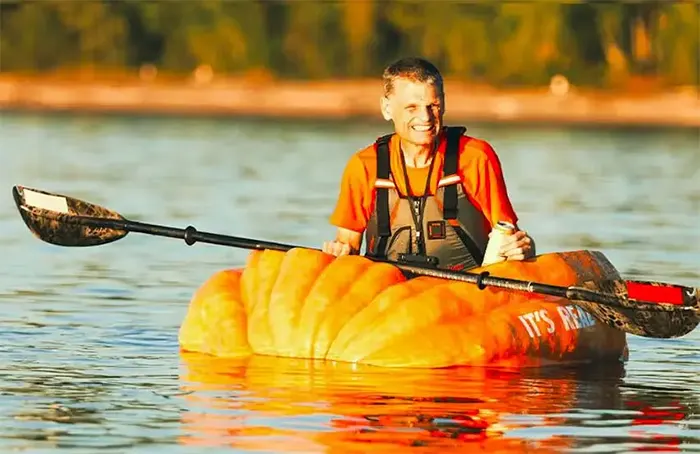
[179,249,629,368]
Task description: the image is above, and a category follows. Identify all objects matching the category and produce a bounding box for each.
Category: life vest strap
[442,126,465,220]
[373,133,393,257]
[441,127,484,265]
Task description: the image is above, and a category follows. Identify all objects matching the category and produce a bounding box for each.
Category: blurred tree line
[0,0,697,88]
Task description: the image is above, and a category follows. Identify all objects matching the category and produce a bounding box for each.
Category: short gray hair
[382,57,444,97]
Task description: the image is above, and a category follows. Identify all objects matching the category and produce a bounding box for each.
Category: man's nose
[416,106,432,122]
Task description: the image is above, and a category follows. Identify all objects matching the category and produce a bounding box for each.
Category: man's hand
[322,227,362,257]
[322,241,354,257]
[499,230,536,261]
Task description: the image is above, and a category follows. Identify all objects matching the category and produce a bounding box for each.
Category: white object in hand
[481,221,515,266]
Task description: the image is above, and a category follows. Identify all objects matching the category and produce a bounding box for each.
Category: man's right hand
[322,241,353,257]
[322,227,363,257]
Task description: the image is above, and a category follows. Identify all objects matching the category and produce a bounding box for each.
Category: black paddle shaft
[394,262,612,302]
[12,184,700,339]
[76,214,629,309]
[79,215,301,252]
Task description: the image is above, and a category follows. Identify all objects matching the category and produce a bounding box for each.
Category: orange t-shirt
[329,131,519,233]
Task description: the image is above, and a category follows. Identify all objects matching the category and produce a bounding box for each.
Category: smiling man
[323,57,535,270]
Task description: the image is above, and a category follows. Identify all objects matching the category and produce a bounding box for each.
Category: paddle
[12,185,699,339]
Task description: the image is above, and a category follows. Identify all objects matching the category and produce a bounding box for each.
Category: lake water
[0,111,698,453]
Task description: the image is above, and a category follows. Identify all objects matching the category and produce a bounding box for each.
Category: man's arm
[323,153,370,257]
[465,139,536,261]
[482,149,536,260]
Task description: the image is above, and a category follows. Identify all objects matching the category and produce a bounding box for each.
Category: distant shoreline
[0,74,698,128]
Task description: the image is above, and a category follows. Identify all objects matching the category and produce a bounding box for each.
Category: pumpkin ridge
[244,250,286,355]
[303,257,374,359]
[335,279,472,362]
[315,261,407,359]
[327,277,442,362]
[240,250,262,315]
[267,249,334,356]
[362,321,484,368]
[442,283,490,318]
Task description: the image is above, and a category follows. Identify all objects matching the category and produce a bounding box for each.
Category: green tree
[342,0,377,77]
[488,3,567,85]
[0,0,696,88]
[0,0,127,71]
[281,2,344,78]
[652,3,700,86]
[131,0,268,74]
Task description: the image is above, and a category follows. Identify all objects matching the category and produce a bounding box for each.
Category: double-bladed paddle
[11,185,700,339]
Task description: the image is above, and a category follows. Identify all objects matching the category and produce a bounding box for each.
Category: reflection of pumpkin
[177,352,617,452]
[179,249,628,368]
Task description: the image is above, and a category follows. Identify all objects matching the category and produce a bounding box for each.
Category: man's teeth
[412,125,432,131]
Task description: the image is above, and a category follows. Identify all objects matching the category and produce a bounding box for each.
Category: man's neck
[400,139,436,168]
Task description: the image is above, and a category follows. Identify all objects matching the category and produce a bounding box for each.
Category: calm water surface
[0,112,698,453]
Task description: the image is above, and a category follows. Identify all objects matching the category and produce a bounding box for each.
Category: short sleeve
[460,140,519,229]
[328,154,372,232]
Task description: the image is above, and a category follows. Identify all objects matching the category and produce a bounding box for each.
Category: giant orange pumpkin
[179,249,628,368]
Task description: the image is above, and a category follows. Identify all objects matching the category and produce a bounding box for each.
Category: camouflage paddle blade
[576,279,700,338]
[12,185,128,247]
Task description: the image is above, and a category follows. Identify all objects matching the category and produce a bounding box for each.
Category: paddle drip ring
[476,271,490,290]
[184,225,197,246]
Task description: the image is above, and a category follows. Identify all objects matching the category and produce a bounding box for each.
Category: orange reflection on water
[176,352,596,453]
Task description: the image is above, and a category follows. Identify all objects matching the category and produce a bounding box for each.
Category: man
[322,57,534,270]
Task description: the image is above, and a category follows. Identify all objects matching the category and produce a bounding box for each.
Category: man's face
[381,77,445,147]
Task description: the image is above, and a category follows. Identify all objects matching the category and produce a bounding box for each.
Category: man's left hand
[499,230,535,261]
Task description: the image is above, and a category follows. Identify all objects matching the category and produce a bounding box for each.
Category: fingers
[499,230,526,244]
[498,230,526,253]
[500,231,534,261]
[322,241,332,254]
[322,241,352,257]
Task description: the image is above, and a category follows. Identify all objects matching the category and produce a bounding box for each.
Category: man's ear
[380,96,392,121]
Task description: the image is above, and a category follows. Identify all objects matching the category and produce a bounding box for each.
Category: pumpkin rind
[179,249,628,368]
